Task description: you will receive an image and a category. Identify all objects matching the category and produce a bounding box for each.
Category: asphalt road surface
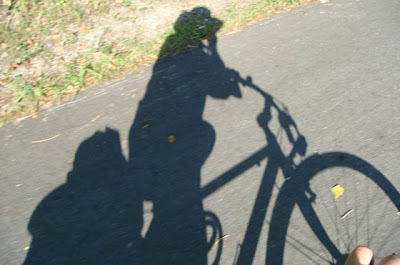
[1,0,399,264]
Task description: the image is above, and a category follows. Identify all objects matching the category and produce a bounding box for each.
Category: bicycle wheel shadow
[230,83,400,265]
[265,151,400,265]
[23,7,238,265]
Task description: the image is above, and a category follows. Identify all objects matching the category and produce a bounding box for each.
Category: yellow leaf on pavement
[168,135,176,143]
[331,184,344,200]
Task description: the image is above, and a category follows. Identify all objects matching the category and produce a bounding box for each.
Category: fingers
[345,246,400,265]
[345,246,374,265]
[378,254,400,265]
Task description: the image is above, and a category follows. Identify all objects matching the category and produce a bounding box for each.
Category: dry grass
[0,0,318,125]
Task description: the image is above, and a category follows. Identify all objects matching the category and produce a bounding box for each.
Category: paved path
[1,0,400,264]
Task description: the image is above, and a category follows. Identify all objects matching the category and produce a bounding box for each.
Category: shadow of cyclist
[23,6,242,265]
[128,7,241,264]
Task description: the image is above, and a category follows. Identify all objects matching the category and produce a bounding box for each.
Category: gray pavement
[1,0,400,264]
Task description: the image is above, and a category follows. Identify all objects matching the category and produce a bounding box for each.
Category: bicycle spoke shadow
[265,151,400,265]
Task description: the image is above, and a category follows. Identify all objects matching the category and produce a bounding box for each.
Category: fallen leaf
[168,135,176,143]
[54,46,63,52]
[331,184,344,200]
[51,34,60,40]
[32,113,38,119]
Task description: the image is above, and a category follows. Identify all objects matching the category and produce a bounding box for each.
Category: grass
[0,0,316,125]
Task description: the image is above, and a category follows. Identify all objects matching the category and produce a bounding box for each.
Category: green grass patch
[0,0,315,125]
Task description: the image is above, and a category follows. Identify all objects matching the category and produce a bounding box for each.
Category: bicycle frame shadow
[201,80,400,265]
[200,81,311,265]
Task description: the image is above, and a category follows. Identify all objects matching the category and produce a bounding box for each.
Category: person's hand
[346,246,400,265]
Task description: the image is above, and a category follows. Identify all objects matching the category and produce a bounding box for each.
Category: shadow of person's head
[159,6,223,57]
[174,7,223,38]
[155,7,242,100]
